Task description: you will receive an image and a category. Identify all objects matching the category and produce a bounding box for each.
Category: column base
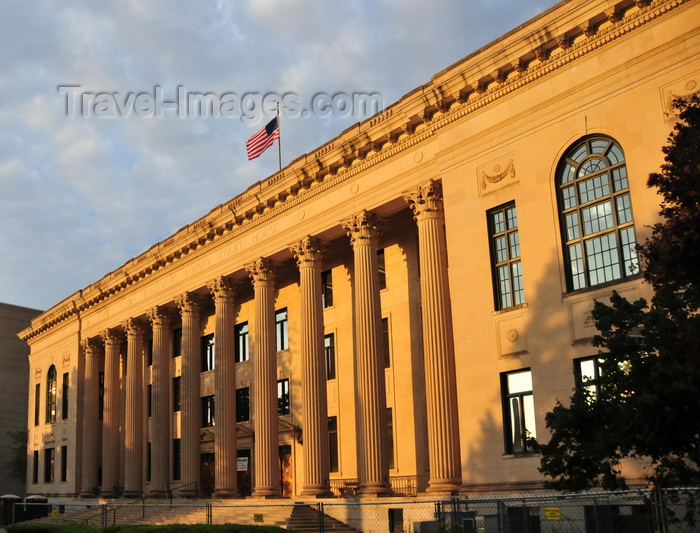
[100,490,115,499]
[123,490,144,499]
[300,485,334,498]
[426,479,462,495]
[251,487,283,499]
[357,482,393,497]
[78,490,96,499]
[178,488,199,499]
[147,490,168,499]
[214,489,241,499]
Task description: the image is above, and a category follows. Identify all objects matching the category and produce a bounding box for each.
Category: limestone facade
[20,0,700,498]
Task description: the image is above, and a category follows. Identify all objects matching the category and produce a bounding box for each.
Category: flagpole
[276,102,282,172]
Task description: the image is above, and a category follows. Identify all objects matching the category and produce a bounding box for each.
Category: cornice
[20,0,691,342]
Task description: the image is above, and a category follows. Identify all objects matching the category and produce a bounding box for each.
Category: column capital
[289,235,325,269]
[122,317,148,335]
[147,305,176,327]
[176,291,204,314]
[100,328,124,346]
[246,257,277,287]
[81,337,102,353]
[403,179,444,221]
[207,276,236,303]
[342,210,382,248]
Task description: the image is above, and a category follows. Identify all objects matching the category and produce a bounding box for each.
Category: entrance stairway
[287,503,360,532]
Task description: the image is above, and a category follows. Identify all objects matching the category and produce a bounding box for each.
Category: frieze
[478,158,517,195]
[661,75,700,119]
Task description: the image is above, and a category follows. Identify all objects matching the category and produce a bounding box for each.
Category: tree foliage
[535,96,700,491]
[5,429,28,482]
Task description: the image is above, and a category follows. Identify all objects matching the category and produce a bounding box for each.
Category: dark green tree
[535,96,700,491]
[5,429,28,482]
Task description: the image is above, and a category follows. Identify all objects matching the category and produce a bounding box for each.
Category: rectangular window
[387,408,395,469]
[236,387,250,422]
[34,383,40,426]
[173,376,181,412]
[32,450,39,484]
[173,439,181,481]
[147,384,152,418]
[202,395,215,427]
[60,445,67,482]
[276,309,289,351]
[61,373,69,420]
[489,203,525,310]
[328,416,339,473]
[325,333,336,380]
[235,322,249,363]
[277,379,290,416]
[201,333,215,372]
[44,448,55,483]
[146,442,151,482]
[575,357,604,401]
[98,372,104,420]
[172,328,182,358]
[146,338,153,366]
[501,369,537,453]
[321,270,333,308]
[382,317,391,368]
[377,249,387,290]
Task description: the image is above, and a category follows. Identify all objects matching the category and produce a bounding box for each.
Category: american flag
[246,117,280,160]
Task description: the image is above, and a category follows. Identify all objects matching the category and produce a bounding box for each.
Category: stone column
[342,210,392,496]
[404,180,462,493]
[290,236,333,497]
[175,293,203,497]
[79,337,102,497]
[207,278,240,498]
[147,306,174,497]
[122,319,147,497]
[100,328,123,498]
[246,258,280,498]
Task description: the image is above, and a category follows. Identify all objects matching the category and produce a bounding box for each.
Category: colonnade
[77,181,462,498]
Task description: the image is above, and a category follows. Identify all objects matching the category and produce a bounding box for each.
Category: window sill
[493,303,528,315]
[502,452,539,459]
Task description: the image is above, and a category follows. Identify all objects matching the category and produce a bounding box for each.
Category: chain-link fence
[9,488,700,533]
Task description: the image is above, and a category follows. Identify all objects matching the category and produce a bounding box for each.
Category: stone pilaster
[122,318,147,497]
[100,328,124,498]
[207,278,240,498]
[246,258,280,498]
[175,293,203,497]
[79,337,102,498]
[404,180,462,493]
[147,306,175,497]
[289,236,332,497]
[342,211,392,496]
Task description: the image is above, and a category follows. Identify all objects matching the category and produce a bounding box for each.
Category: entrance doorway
[237,449,252,497]
[200,453,215,497]
[279,445,293,498]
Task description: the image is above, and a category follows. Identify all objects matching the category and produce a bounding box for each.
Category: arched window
[557,136,639,291]
[46,365,57,423]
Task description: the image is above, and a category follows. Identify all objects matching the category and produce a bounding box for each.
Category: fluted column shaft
[100,329,123,497]
[343,211,392,496]
[208,278,239,498]
[148,306,174,497]
[290,237,332,497]
[123,319,146,497]
[79,338,102,497]
[247,258,280,498]
[404,180,462,493]
[176,293,203,497]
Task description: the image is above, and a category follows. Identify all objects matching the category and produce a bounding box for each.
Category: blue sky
[0,0,554,311]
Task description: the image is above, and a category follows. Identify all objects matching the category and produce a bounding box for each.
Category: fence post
[651,487,668,533]
[318,502,325,533]
[497,499,506,533]
[101,504,107,528]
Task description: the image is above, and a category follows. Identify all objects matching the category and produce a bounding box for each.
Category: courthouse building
[20,0,700,499]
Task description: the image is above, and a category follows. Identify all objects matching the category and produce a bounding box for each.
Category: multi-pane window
[61,373,69,420]
[236,387,250,422]
[44,448,55,483]
[172,328,182,358]
[60,445,67,482]
[34,383,40,426]
[147,384,152,417]
[322,270,334,308]
[46,365,57,424]
[146,443,152,482]
[489,203,525,310]
[558,137,639,291]
[382,317,391,369]
[173,376,181,412]
[575,357,604,401]
[98,371,104,420]
[501,369,537,454]
[235,322,249,363]
[173,439,181,481]
[325,334,336,380]
[377,249,387,290]
[32,450,39,484]
[276,309,289,351]
[328,416,339,473]
[387,408,395,469]
[146,338,153,366]
[277,379,290,415]
[202,395,215,427]
[201,333,215,372]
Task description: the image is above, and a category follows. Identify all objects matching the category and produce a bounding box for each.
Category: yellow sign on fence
[545,507,561,521]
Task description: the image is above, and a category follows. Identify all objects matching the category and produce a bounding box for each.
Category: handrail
[167,480,198,504]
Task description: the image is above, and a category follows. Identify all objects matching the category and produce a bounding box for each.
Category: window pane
[492,211,505,233]
[579,359,597,382]
[620,227,639,276]
[578,174,611,204]
[507,370,532,394]
[616,194,632,224]
[579,157,607,177]
[565,212,580,240]
[562,185,577,208]
[612,166,628,191]
[508,232,520,259]
[512,262,525,306]
[570,144,589,163]
[506,206,518,229]
[608,143,624,164]
[276,309,288,351]
[590,139,609,154]
[523,394,537,440]
[582,201,613,235]
[586,233,621,285]
[325,334,336,380]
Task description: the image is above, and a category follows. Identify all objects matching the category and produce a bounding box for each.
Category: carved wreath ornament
[481,160,515,190]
